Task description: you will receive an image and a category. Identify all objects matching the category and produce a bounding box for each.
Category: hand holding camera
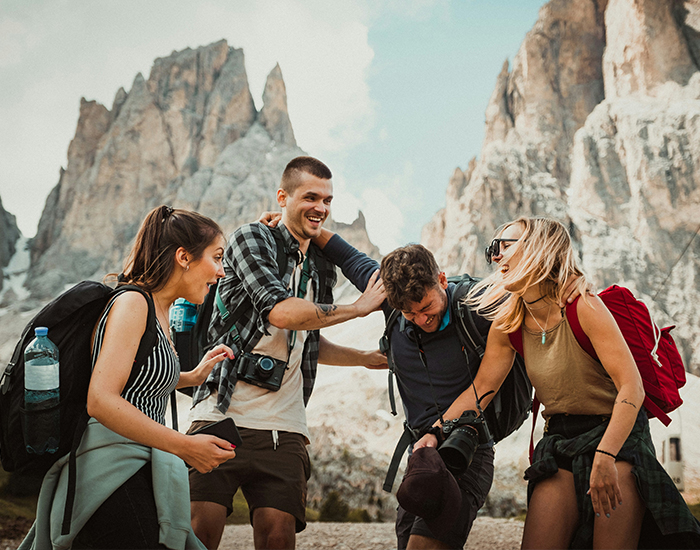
[437,410,494,476]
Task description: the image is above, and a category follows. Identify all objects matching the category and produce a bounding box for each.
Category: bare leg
[191,501,228,550]
[406,534,451,549]
[521,469,579,550]
[592,461,644,549]
[252,507,296,550]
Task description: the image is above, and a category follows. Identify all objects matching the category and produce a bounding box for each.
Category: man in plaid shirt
[188,156,387,550]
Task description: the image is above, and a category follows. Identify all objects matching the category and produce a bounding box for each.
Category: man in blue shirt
[314,228,494,550]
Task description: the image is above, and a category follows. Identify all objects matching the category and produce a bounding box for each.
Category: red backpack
[510,285,686,427]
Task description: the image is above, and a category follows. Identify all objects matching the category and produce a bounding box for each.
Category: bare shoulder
[105,290,150,333]
[576,294,617,335]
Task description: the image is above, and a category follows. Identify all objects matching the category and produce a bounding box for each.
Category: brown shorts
[187,422,310,532]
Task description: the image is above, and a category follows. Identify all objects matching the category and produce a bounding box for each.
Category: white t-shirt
[189,258,313,442]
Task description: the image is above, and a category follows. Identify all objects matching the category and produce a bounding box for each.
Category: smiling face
[400,273,449,333]
[277,172,333,247]
[496,223,524,276]
[182,235,226,304]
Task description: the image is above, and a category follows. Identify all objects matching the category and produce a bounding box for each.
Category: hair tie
[162,206,175,223]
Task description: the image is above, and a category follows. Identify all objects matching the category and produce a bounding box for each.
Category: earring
[186,265,189,271]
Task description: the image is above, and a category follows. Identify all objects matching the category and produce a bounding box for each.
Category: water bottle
[169,299,198,333]
[170,299,198,373]
[23,327,60,454]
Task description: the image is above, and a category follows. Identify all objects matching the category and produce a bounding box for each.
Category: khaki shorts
[187,422,311,532]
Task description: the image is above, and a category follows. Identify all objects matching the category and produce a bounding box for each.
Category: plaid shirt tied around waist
[191,222,336,413]
[525,409,700,548]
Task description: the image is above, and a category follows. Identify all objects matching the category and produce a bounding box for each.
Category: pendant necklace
[525,301,552,344]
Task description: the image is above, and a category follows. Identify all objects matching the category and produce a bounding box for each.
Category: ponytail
[109,205,223,292]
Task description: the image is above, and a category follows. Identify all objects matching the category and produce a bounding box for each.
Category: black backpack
[380,274,533,491]
[0,281,157,533]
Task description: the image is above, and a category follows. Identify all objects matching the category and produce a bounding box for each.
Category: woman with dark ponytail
[22,206,237,550]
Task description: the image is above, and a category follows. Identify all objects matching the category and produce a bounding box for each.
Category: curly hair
[380,244,441,311]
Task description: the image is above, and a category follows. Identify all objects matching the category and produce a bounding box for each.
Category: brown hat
[396,447,462,534]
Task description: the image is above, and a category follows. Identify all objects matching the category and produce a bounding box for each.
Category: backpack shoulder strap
[564,296,598,361]
[114,285,158,373]
[270,224,291,273]
[379,308,402,416]
[450,276,486,358]
[508,329,524,357]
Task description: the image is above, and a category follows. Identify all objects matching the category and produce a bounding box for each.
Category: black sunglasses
[484,238,518,264]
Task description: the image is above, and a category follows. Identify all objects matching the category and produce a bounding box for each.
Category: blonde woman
[414,217,700,549]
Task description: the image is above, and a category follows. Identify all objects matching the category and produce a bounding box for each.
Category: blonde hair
[468,217,589,333]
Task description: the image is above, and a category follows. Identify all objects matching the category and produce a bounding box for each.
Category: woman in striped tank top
[414,217,700,548]
[72,206,237,549]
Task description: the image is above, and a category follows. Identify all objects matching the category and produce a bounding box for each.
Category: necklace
[524,294,546,305]
[525,300,551,311]
[525,302,552,344]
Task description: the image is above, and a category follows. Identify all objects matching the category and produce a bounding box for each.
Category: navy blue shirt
[324,234,487,432]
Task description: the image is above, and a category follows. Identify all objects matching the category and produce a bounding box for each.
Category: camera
[236,352,287,391]
[438,410,493,476]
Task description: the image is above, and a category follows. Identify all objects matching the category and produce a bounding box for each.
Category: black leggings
[72,463,166,549]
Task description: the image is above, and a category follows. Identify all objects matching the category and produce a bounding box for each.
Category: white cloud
[0,0,377,237]
[360,187,405,254]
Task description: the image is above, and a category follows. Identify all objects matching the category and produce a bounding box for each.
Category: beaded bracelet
[595,449,618,460]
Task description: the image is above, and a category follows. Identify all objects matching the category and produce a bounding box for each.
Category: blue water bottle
[23,327,60,454]
[170,299,197,332]
[170,299,198,374]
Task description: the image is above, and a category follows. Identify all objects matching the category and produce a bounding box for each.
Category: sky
[0,0,543,254]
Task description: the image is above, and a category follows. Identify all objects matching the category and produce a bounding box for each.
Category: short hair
[280,156,332,195]
[380,244,441,311]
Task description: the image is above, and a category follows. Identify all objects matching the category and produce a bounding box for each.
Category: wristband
[595,449,617,460]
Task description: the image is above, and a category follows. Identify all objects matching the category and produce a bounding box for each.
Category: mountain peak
[259,63,297,147]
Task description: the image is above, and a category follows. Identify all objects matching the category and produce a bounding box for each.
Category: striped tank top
[91,292,180,425]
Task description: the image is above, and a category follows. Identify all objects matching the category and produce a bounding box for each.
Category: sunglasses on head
[484,238,519,264]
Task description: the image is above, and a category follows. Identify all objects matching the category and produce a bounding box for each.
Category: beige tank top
[522,310,617,419]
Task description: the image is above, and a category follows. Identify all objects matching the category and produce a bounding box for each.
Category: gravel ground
[2,517,524,550]
[219,517,524,549]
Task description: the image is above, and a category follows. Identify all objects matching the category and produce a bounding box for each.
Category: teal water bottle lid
[34,327,48,337]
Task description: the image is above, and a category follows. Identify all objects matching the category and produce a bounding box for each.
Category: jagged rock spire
[259,63,297,146]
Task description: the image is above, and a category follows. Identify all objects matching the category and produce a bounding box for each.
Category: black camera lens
[438,425,479,475]
[256,357,275,379]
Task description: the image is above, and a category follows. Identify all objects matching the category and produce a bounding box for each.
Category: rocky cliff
[0,196,21,292]
[26,40,376,299]
[424,0,700,373]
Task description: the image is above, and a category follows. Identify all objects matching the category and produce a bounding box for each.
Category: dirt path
[220,517,524,549]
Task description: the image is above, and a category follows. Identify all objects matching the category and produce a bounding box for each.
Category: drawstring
[272,430,279,450]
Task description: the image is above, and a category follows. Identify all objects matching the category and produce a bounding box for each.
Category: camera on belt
[236,352,287,391]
